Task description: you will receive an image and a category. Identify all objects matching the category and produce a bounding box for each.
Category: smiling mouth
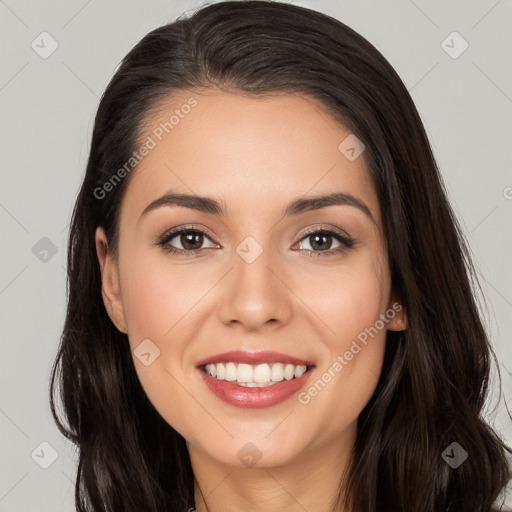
[200,362,314,387]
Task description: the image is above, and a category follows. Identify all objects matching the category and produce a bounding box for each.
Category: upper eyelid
[160,225,353,247]
[161,225,218,245]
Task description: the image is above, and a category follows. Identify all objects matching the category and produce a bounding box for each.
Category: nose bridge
[217,234,292,329]
[234,234,273,288]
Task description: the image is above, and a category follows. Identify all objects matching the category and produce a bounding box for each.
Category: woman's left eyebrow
[138,190,375,224]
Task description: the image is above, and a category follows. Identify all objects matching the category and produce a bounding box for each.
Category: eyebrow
[139,190,375,223]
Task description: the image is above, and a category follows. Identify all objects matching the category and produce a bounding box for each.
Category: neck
[189,425,355,512]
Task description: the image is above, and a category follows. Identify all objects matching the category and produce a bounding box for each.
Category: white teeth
[253,363,271,383]
[237,363,253,383]
[294,365,307,378]
[284,364,295,380]
[225,362,237,382]
[205,364,217,378]
[203,362,309,386]
[271,363,284,382]
[237,381,278,387]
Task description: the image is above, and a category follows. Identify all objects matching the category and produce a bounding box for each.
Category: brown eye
[180,231,204,250]
[297,228,354,258]
[307,233,336,251]
[158,227,218,255]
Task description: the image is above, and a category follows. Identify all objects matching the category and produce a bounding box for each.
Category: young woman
[49,1,511,511]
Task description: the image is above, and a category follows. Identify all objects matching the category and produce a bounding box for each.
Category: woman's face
[96,91,405,469]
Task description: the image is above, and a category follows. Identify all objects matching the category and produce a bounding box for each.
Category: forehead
[120,90,380,225]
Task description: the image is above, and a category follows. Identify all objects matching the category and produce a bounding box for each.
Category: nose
[217,239,293,332]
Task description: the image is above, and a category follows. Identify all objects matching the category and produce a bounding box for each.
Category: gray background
[1,0,511,510]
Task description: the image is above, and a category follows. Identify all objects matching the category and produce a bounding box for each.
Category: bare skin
[95,90,406,512]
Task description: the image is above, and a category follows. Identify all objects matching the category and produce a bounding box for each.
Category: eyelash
[157,224,355,259]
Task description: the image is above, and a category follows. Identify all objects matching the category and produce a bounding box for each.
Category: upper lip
[196,350,315,367]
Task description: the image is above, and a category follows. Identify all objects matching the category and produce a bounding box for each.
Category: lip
[196,350,315,367]
[198,365,315,409]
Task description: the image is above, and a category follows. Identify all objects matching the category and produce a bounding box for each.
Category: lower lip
[198,367,315,409]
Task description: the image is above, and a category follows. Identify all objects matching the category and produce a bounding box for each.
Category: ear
[95,226,128,334]
[386,294,408,331]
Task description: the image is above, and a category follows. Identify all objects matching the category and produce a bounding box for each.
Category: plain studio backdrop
[0,0,511,510]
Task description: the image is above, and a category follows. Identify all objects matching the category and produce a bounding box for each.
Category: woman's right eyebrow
[138,190,375,224]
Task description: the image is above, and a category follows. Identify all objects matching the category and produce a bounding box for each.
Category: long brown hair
[49,1,511,510]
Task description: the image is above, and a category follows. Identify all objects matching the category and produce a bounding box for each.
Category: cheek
[119,248,204,344]
[307,251,389,347]
[117,251,206,434]
[296,253,389,428]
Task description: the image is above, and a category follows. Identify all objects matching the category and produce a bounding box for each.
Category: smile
[202,362,309,387]
[196,350,316,408]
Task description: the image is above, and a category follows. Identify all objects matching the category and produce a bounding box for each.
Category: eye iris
[310,233,332,251]
[181,232,203,250]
